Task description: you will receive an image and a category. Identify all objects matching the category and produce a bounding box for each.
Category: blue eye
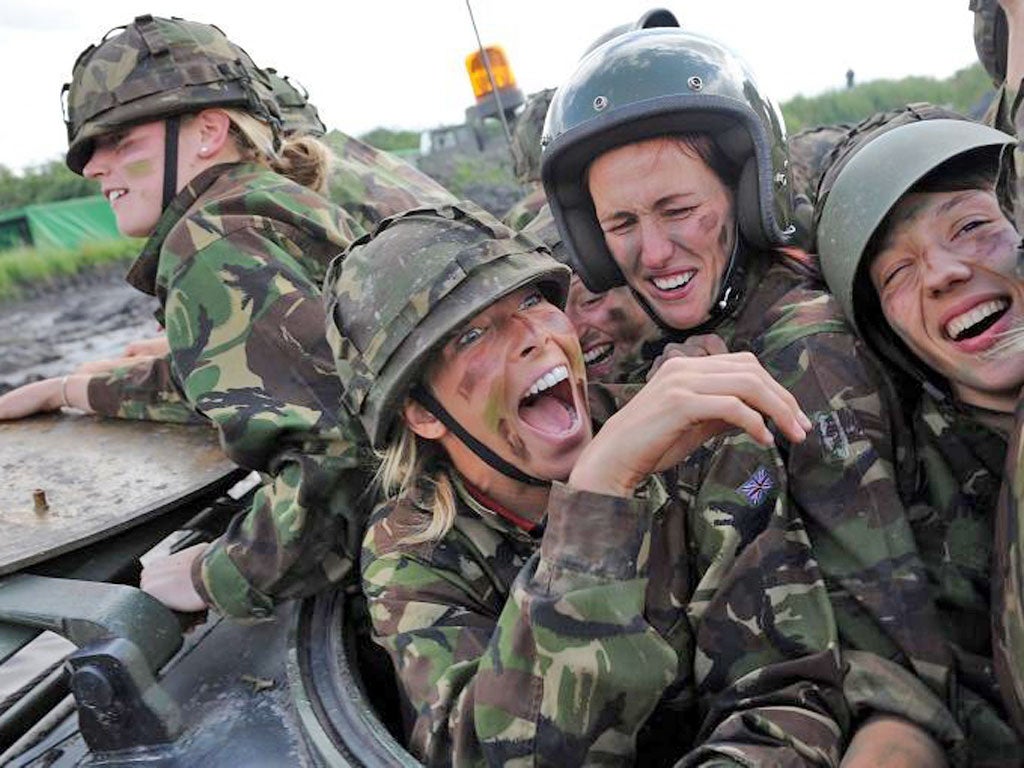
[520,291,543,310]
[456,326,484,349]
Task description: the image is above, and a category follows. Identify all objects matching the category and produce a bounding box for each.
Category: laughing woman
[325,203,848,767]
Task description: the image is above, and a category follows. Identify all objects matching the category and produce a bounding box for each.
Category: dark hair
[664,133,743,190]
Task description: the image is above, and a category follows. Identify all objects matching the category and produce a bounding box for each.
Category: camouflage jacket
[909,391,1021,765]
[995,397,1024,741]
[608,254,990,758]
[91,162,374,619]
[502,184,547,231]
[327,131,456,232]
[363,467,847,767]
[86,138,456,424]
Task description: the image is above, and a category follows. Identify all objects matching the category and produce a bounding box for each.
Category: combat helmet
[580,7,681,58]
[264,67,326,137]
[972,0,1008,87]
[325,202,569,479]
[511,88,557,185]
[816,111,1013,382]
[541,27,793,310]
[62,14,280,178]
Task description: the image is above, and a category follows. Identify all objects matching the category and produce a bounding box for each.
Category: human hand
[140,543,210,613]
[647,334,730,378]
[570,353,810,496]
[840,715,947,768]
[123,335,169,358]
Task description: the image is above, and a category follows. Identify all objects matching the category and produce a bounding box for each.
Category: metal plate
[0,413,236,576]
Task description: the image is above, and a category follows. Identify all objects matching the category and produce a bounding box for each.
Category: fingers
[648,334,729,379]
[677,393,774,447]
[652,354,811,441]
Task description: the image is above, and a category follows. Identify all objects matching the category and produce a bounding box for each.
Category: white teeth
[525,365,569,398]
[583,343,613,364]
[652,270,695,291]
[108,189,126,202]
[945,299,1008,339]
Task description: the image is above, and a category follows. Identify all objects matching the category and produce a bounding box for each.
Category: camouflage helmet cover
[972,0,1008,86]
[264,67,327,137]
[541,27,794,293]
[816,116,1013,379]
[511,88,557,185]
[325,202,571,448]
[522,203,568,264]
[63,14,279,174]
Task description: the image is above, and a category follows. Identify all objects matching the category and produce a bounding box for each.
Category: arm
[363,484,677,767]
[146,230,373,619]
[85,355,203,424]
[841,716,947,768]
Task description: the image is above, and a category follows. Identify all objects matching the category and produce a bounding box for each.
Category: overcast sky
[0,1,980,172]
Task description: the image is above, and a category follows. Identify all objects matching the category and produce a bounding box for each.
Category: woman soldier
[0,15,372,620]
[540,27,949,766]
[325,201,847,766]
[816,109,1024,765]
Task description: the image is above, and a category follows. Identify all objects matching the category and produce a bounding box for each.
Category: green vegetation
[0,160,98,212]
[357,127,421,153]
[781,63,992,132]
[0,239,140,301]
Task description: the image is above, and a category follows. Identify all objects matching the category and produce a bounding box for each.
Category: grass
[0,238,141,301]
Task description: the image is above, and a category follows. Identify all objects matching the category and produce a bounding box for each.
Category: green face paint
[123,159,155,178]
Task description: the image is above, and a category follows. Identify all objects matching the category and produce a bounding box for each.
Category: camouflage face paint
[123,159,156,178]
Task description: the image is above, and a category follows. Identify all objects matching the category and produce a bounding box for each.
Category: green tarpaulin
[0,196,123,251]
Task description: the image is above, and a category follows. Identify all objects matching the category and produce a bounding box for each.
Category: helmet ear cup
[735,159,768,250]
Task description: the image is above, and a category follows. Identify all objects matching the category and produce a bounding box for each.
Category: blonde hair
[376,421,458,545]
[223,108,333,194]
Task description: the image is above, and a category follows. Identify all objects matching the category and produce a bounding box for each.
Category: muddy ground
[0,266,160,394]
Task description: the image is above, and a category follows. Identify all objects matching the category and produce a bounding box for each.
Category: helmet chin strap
[161,115,180,211]
[410,384,551,488]
[629,223,748,342]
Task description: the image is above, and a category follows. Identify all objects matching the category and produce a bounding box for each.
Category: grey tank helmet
[325,202,569,454]
[816,117,1014,383]
[541,27,794,304]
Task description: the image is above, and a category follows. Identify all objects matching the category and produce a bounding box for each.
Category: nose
[637,218,674,271]
[81,145,109,179]
[922,246,972,296]
[510,312,547,359]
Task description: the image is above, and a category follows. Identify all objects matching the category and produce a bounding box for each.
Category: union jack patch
[739,466,774,506]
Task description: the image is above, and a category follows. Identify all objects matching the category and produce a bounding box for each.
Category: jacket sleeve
[160,228,373,620]
[361,482,678,767]
[85,355,204,425]
[671,434,847,768]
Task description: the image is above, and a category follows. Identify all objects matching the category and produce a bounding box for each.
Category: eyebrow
[934,191,982,217]
[597,192,697,222]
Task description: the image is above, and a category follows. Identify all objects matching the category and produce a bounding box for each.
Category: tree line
[0,63,994,214]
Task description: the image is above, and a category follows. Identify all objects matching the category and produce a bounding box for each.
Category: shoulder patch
[738,466,775,506]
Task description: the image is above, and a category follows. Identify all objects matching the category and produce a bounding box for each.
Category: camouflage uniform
[816,114,1024,763]
[326,131,457,233]
[786,123,853,251]
[87,163,374,618]
[333,205,847,767]
[502,88,555,231]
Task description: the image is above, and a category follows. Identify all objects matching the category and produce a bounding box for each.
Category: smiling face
[588,136,737,330]
[869,188,1024,411]
[423,285,591,483]
[565,276,655,381]
[82,121,168,237]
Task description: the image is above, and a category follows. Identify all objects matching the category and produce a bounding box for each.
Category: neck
[953,383,1020,415]
[447,445,552,523]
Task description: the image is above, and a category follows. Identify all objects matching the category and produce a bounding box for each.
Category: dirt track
[0,268,160,394]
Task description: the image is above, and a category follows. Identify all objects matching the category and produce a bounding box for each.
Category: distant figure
[846,68,855,89]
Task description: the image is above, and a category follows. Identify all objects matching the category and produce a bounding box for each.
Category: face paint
[870,188,1024,412]
[589,137,737,331]
[424,286,593,484]
[123,159,155,178]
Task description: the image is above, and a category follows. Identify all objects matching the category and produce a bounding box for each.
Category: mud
[0,266,160,394]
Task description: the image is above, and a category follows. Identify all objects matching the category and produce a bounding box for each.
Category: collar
[452,474,545,537]
[125,163,243,296]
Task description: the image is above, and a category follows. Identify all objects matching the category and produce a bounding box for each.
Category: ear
[191,109,233,159]
[403,399,447,441]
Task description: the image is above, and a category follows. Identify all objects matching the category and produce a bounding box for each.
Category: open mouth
[583,342,614,368]
[651,269,696,294]
[517,364,579,436]
[106,189,128,204]
[945,298,1010,342]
